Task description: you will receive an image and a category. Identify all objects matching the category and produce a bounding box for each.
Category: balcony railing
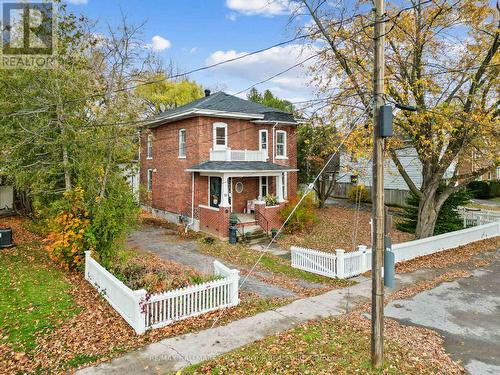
[210,148,268,162]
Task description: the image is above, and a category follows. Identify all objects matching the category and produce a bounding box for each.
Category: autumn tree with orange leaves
[293,0,499,238]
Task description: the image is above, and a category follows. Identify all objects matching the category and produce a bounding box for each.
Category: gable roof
[146,91,297,127]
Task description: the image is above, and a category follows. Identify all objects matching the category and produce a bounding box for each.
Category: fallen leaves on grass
[110,251,214,293]
[0,216,40,245]
[186,312,463,374]
[278,206,413,252]
[396,237,500,273]
[1,258,292,374]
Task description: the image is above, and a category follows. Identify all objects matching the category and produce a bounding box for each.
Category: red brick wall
[255,202,285,232]
[231,177,259,213]
[199,205,231,238]
[140,115,298,227]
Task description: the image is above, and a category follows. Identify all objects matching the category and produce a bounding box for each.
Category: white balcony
[210,148,268,162]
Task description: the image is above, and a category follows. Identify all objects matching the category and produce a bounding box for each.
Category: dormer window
[213,122,227,150]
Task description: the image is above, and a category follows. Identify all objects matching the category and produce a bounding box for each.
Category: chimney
[204,89,211,97]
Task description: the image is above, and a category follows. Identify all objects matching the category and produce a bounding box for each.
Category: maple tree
[294,0,500,238]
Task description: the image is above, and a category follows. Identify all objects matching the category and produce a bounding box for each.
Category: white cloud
[226,0,291,16]
[226,13,239,21]
[204,44,318,100]
[146,35,171,52]
[66,0,88,4]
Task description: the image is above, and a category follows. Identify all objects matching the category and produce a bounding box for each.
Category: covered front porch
[187,161,297,238]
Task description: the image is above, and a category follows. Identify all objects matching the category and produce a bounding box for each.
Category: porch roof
[186,161,298,174]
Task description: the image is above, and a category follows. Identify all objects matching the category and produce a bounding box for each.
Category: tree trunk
[415,194,439,238]
[414,179,449,239]
[315,179,326,208]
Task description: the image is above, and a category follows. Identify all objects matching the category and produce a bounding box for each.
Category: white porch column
[276,173,285,203]
[220,174,231,207]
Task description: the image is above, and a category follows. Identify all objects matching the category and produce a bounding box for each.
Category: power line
[209,105,373,329]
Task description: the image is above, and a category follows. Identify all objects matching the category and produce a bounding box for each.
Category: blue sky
[65,0,315,102]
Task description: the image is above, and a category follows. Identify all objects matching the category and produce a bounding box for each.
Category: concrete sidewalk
[78,249,499,375]
[77,278,372,374]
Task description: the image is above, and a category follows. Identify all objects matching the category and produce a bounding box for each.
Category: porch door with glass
[209,176,222,208]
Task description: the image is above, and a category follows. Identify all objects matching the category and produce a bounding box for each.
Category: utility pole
[371,0,386,368]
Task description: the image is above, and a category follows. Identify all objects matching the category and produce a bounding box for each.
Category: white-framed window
[178,129,186,158]
[259,176,268,199]
[147,169,153,192]
[147,134,153,159]
[213,122,227,150]
[276,130,287,158]
[282,172,288,199]
[259,129,268,159]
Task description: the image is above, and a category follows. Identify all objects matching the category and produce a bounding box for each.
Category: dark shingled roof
[187,161,297,172]
[150,91,297,124]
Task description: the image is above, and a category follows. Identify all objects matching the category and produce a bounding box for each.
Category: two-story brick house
[140,90,298,239]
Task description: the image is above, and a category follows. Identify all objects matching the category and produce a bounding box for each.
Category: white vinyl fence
[291,222,500,279]
[85,251,239,334]
[458,207,500,228]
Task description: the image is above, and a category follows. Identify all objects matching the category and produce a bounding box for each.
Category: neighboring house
[458,150,499,182]
[119,161,140,201]
[0,175,14,212]
[337,147,454,206]
[140,90,298,239]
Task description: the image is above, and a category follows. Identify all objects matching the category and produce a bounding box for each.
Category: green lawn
[197,239,351,288]
[184,315,455,374]
[0,245,79,352]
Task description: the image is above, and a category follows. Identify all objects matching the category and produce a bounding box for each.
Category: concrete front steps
[237,224,268,245]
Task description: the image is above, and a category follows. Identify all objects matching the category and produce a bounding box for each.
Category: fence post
[134,289,147,335]
[357,245,368,272]
[84,250,91,280]
[229,269,240,306]
[335,249,345,279]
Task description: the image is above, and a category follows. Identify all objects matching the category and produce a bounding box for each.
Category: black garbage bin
[0,227,14,248]
[229,225,237,244]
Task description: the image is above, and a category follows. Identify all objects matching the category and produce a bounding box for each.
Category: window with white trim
[276,130,287,158]
[282,172,288,199]
[259,129,268,159]
[147,169,153,192]
[147,134,153,159]
[259,176,268,199]
[178,129,186,158]
[213,122,227,150]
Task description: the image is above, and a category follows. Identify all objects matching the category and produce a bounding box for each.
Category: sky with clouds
[65,0,315,102]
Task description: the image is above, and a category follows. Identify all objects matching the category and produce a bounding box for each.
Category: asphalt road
[386,249,500,375]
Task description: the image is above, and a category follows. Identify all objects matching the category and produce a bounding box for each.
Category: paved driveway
[126,226,296,299]
[386,250,500,375]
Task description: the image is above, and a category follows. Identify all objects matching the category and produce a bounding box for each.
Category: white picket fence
[84,251,239,334]
[291,222,500,279]
[458,207,500,228]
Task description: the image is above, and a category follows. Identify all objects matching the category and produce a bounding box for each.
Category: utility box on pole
[379,105,393,138]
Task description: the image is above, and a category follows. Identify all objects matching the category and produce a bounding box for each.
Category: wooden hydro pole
[371,0,386,367]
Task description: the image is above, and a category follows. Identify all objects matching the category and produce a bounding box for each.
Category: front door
[209,176,222,208]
